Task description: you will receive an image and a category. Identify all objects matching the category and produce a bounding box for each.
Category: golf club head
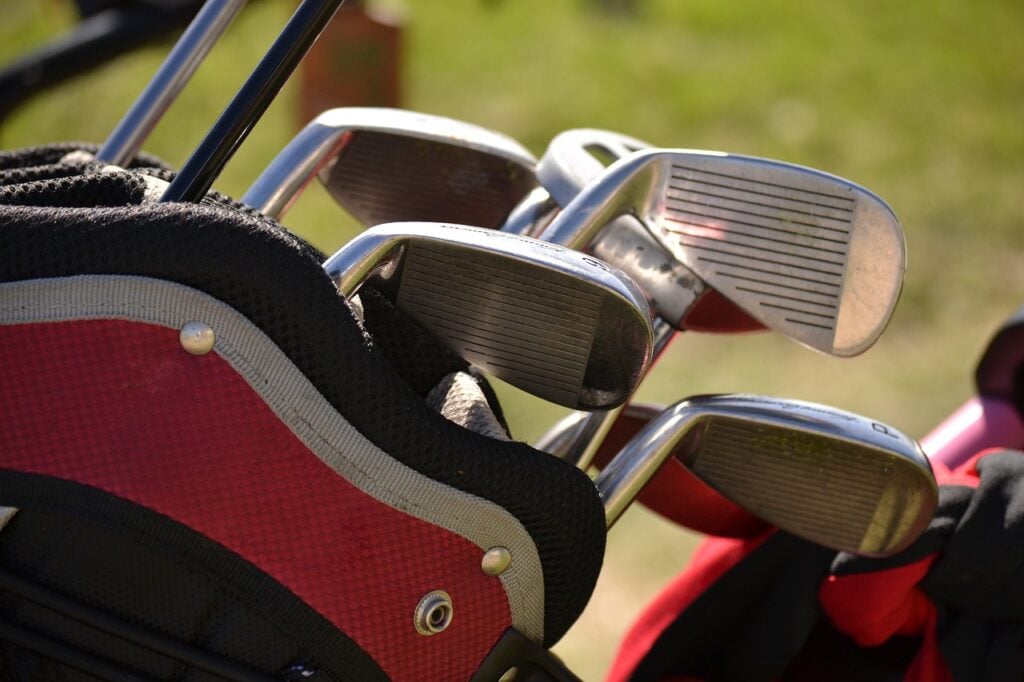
[535,403,770,538]
[541,148,906,356]
[243,107,539,224]
[533,130,766,333]
[595,394,937,556]
[322,222,655,410]
[536,128,651,207]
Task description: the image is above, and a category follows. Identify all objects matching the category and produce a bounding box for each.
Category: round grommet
[414,590,453,636]
[481,547,512,576]
[498,667,518,682]
[180,321,215,355]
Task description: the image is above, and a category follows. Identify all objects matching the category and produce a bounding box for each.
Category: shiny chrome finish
[534,402,662,458]
[532,130,702,470]
[242,107,538,225]
[414,590,454,636]
[499,186,558,237]
[541,148,906,357]
[536,128,651,208]
[322,222,655,410]
[96,0,247,166]
[481,547,512,577]
[595,394,937,557]
[179,321,216,355]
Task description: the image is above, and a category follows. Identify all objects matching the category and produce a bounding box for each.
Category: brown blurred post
[298,0,403,126]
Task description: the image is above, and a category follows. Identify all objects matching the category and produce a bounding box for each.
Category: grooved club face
[595,394,937,556]
[243,108,538,224]
[542,149,906,356]
[322,222,654,409]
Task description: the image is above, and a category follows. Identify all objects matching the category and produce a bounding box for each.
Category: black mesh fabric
[359,286,471,397]
[0,470,386,681]
[0,143,606,647]
[0,173,146,208]
[0,142,170,171]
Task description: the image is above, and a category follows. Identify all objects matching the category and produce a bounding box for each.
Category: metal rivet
[481,547,512,576]
[414,590,453,636]
[180,321,215,355]
[498,668,518,682]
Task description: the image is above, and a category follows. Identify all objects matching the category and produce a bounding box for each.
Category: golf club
[322,221,655,410]
[594,394,937,557]
[541,148,905,357]
[242,107,538,226]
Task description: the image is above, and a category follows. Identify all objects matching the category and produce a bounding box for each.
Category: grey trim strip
[0,275,545,641]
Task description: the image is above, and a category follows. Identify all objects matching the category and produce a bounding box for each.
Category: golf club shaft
[161,0,345,202]
[96,0,246,166]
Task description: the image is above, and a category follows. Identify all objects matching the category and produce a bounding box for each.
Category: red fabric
[605,532,774,682]
[680,288,766,333]
[905,606,954,682]
[957,447,1003,482]
[816,452,985,680]
[0,320,510,682]
[819,559,937,646]
[605,449,992,682]
[590,409,771,538]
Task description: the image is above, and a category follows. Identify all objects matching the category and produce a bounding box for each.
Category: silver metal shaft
[96,0,246,166]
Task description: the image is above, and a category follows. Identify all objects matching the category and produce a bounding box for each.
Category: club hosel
[242,119,348,218]
[323,231,406,296]
[499,186,558,235]
[595,399,704,528]
[538,150,661,250]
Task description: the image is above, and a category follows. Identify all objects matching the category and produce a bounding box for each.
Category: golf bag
[0,143,603,681]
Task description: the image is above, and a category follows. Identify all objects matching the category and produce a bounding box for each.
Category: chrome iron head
[595,394,937,556]
[536,128,651,208]
[243,107,538,225]
[322,222,654,410]
[541,148,906,357]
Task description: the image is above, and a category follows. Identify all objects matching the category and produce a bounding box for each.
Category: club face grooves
[333,223,653,409]
[397,242,601,407]
[323,130,538,228]
[640,152,904,355]
[683,413,936,556]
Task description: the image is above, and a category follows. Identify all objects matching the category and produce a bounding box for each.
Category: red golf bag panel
[1,310,509,680]
[0,144,607,681]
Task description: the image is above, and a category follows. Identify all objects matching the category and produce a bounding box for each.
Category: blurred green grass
[2,1,1023,678]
